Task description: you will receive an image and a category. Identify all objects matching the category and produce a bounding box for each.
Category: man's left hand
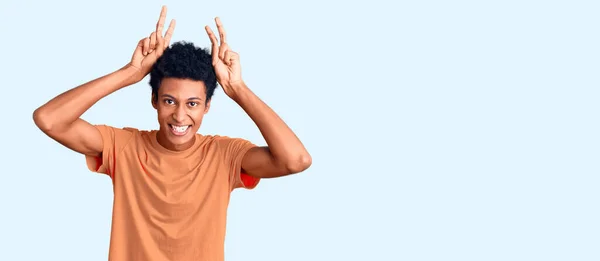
[205,17,244,98]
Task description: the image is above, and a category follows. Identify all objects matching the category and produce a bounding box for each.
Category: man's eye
[189,102,198,107]
[164,99,174,105]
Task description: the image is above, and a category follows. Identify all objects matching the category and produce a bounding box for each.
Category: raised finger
[205,26,218,46]
[215,17,227,43]
[163,19,176,48]
[156,6,167,36]
[205,26,220,63]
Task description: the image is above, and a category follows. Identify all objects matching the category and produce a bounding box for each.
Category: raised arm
[205,18,312,178]
[33,6,175,157]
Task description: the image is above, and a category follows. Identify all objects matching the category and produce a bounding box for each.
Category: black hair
[149,41,217,104]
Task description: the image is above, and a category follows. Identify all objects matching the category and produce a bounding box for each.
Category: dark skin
[152,78,211,152]
[203,18,312,177]
[32,6,175,157]
[33,6,311,178]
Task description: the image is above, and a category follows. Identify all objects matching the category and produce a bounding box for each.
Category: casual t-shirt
[85,125,260,261]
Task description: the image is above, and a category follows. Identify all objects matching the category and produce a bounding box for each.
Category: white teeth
[170,125,189,133]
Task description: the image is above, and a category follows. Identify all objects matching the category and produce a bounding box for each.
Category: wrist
[114,64,142,87]
[227,81,249,102]
[122,63,145,85]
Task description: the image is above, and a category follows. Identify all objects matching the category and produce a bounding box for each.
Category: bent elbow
[285,153,312,174]
[33,108,53,132]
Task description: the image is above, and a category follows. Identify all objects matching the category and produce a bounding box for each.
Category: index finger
[163,19,176,48]
[205,26,220,62]
[156,6,167,36]
[215,17,227,43]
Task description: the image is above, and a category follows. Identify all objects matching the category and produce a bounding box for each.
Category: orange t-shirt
[85,125,260,261]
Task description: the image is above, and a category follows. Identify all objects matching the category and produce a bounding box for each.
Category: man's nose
[172,105,187,122]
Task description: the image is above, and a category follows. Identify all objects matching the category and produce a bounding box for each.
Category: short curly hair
[149,41,217,104]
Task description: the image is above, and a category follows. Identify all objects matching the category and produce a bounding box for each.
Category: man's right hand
[33,6,176,158]
[129,6,176,83]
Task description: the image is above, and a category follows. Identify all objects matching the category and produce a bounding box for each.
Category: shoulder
[202,134,254,147]
[197,134,257,157]
[94,125,149,145]
[95,124,141,134]
[209,135,257,160]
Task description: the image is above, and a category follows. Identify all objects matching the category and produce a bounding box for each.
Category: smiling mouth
[168,124,192,136]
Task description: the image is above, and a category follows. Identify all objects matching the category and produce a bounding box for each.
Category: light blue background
[2,0,599,260]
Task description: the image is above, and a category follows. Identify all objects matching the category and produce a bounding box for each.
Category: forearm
[34,65,139,131]
[231,82,311,169]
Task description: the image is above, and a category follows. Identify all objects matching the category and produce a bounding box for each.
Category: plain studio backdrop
[1,0,599,260]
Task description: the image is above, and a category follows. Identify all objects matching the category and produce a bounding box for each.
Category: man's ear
[204,100,211,114]
[151,94,158,109]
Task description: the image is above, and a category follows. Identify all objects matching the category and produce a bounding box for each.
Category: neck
[156,129,196,152]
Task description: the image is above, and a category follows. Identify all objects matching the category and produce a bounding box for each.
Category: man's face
[153,77,210,151]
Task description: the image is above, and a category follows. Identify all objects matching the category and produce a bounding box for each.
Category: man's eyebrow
[160,94,202,101]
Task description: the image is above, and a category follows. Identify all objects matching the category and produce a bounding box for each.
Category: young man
[33,6,311,261]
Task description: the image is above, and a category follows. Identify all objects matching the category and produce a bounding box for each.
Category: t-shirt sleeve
[85,125,134,179]
[223,137,260,190]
